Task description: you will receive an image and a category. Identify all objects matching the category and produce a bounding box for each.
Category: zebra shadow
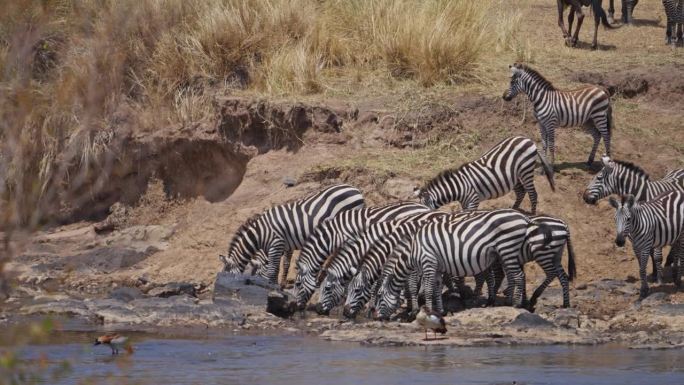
[623,18,661,27]
[569,40,617,51]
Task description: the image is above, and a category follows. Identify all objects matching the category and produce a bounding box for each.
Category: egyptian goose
[94,333,131,355]
[416,306,447,340]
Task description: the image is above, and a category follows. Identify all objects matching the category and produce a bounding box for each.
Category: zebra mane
[518,64,556,91]
[613,159,650,180]
[228,212,262,250]
[423,166,463,191]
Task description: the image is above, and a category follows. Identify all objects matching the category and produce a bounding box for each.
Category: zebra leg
[650,248,664,285]
[529,275,553,310]
[279,250,294,288]
[423,269,436,313]
[666,19,673,45]
[512,182,526,211]
[567,8,576,45]
[585,124,602,166]
[265,243,286,285]
[677,22,684,47]
[673,238,683,288]
[485,270,497,307]
[520,171,538,215]
[637,249,651,299]
[408,271,420,317]
[473,271,486,298]
[434,274,445,316]
[505,264,527,308]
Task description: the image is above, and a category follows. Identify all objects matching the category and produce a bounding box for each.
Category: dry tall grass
[0,0,520,232]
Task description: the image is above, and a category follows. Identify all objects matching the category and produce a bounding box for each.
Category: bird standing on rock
[416,306,447,341]
[94,333,131,355]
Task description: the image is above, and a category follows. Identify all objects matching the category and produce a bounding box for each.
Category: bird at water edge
[416,306,447,341]
[94,333,132,355]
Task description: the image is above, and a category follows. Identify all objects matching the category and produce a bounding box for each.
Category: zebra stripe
[609,191,684,298]
[503,63,613,167]
[375,209,552,319]
[294,201,431,309]
[221,184,365,284]
[342,211,485,318]
[416,136,554,214]
[315,211,450,315]
[663,0,684,44]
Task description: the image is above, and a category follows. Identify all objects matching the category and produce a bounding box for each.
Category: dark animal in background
[608,0,639,24]
[557,0,615,49]
[662,0,684,45]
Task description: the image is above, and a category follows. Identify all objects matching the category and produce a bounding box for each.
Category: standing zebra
[662,0,684,45]
[414,136,555,214]
[584,156,684,281]
[609,0,638,24]
[503,63,613,168]
[374,209,552,319]
[315,211,449,315]
[220,184,365,285]
[342,211,485,319]
[294,201,431,310]
[609,191,684,299]
[557,1,615,49]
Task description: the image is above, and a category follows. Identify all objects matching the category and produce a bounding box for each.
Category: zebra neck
[614,173,649,202]
[522,80,553,106]
[435,171,471,207]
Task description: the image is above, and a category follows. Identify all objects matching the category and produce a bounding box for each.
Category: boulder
[266,290,296,318]
[213,272,279,306]
[551,308,581,329]
[148,282,196,298]
[108,287,144,302]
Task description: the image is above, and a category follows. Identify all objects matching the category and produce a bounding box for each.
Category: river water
[15,334,684,385]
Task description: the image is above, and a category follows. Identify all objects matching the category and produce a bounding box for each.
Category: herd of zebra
[219,63,684,322]
[557,0,684,48]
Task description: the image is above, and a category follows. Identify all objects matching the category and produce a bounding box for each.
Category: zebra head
[316,270,349,316]
[583,155,616,204]
[502,63,525,101]
[343,269,372,319]
[223,219,262,274]
[609,194,636,247]
[414,186,438,209]
[374,277,401,321]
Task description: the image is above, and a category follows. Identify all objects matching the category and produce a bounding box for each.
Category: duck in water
[416,306,447,341]
[94,333,131,355]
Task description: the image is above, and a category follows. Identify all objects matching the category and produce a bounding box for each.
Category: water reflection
[16,335,684,385]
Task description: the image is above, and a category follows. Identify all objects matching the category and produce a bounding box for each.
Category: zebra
[315,211,449,315]
[662,0,684,45]
[294,201,431,310]
[608,0,638,24]
[503,63,613,168]
[557,1,615,49]
[609,191,684,299]
[342,211,486,319]
[583,155,684,281]
[414,136,555,214]
[220,184,365,285]
[374,209,552,319]
[482,215,577,309]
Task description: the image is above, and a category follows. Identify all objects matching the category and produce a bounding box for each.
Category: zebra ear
[608,197,620,209]
[601,155,613,169]
[413,186,422,197]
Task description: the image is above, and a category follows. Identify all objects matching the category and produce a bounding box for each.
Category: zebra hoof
[639,287,649,299]
[591,44,598,51]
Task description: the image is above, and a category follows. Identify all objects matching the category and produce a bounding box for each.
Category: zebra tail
[528,221,553,249]
[537,151,556,192]
[592,0,615,29]
[566,234,577,282]
[606,104,614,136]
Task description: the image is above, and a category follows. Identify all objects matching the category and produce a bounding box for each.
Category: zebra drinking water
[414,136,555,214]
[220,184,365,285]
[503,63,613,168]
[294,201,431,310]
[342,211,485,319]
[315,211,449,315]
[584,156,684,280]
[662,0,684,45]
[609,191,684,299]
[374,209,552,319]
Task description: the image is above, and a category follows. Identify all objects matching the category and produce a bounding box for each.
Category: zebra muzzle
[615,234,626,247]
[315,303,330,316]
[582,191,598,205]
[342,305,356,319]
